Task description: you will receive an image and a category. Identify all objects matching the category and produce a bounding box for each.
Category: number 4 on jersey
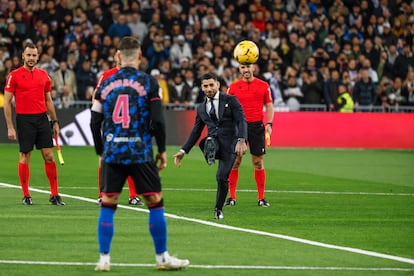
[112,95,130,128]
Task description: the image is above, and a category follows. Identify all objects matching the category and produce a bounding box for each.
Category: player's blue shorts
[100,161,162,196]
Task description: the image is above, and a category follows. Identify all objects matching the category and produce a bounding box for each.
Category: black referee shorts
[16,113,53,153]
[247,121,266,156]
[100,162,162,196]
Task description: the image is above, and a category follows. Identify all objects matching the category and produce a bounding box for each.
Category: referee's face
[239,64,254,82]
[22,48,39,69]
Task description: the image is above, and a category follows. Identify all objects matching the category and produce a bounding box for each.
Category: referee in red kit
[3,42,65,206]
[226,63,274,207]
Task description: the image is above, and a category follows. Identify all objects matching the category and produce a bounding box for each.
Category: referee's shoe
[49,195,65,206]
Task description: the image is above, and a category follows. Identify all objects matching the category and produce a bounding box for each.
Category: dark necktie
[209,98,218,122]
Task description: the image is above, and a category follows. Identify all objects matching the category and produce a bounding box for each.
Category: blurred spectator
[377,49,393,80]
[64,21,85,48]
[182,68,201,104]
[381,22,397,47]
[146,32,169,71]
[12,10,28,36]
[393,44,414,80]
[107,13,131,39]
[361,58,379,84]
[76,59,96,101]
[168,72,192,109]
[37,52,59,77]
[0,56,11,91]
[341,70,354,92]
[284,75,303,111]
[52,60,77,108]
[301,68,324,105]
[150,68,170,106]
[170,34,192,69]
[127,11,147,43]
[264,68,285,108]
[362,38,380,70]
[336,84,354,112]
[89,5,112,32]
[3,21,23,56]
[201,7,221,37]
[353,68,377,108]
[402,69,414,106]
[292,36,312,70]
[324,69,342,111]
[379,77,407,107]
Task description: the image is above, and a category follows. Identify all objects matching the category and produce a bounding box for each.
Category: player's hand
[173,151,184,167]
[155,152,167,171]
[7,127,16,141]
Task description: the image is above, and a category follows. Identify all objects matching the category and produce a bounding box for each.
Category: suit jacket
[182,93,247,159]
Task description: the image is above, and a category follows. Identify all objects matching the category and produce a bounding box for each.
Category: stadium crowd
[0,0,414,111]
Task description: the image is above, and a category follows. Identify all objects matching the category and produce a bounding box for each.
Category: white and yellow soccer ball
[233,40,259,65]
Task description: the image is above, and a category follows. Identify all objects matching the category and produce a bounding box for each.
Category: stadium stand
[0,0,414,112]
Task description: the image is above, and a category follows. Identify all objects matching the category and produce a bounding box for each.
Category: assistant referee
[3,42,65,206]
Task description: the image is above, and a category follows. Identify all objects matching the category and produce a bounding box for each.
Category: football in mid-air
[233,40,259,65]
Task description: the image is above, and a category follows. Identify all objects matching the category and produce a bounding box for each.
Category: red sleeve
[44,72,52,92]
[264,84,273,104]
[4,72,16,93]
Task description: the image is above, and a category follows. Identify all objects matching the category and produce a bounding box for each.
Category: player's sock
[98,167,102,198]
[254,168,266,200]
[18,162,30,197]
[148,201,167,254]
[127,176,137,198]
[45,161,58,196]
[156,251,170,263]
[228,169,239,200]
[98,204,116,254]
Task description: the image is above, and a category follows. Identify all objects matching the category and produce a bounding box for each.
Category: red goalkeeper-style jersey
[5,66,52,114]
[227,77,273,123]
[95,67,119,90]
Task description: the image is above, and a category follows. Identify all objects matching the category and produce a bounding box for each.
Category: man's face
[201,78,219,98]
[239,64,254,80]
[22,47,39,69]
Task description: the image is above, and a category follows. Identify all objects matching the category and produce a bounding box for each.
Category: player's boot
[156,255,190,270]
[95,254,110,272]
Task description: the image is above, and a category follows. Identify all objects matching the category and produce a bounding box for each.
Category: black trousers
[215,152,236,210]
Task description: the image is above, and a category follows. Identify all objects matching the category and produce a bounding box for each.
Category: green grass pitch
[0,144,413,275]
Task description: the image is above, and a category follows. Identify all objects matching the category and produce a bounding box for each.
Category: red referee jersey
[227,77,273,122]
[5,67,52,114]
[95,67,119,90]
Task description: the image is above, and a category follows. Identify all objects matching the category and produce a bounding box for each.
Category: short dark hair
[24,42,37,51]
[200,72,218,82]
[118,36,141,51]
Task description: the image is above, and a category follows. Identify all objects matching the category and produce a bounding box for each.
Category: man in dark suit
[173,73,247,220]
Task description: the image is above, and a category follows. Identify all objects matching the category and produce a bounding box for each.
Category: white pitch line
[1,182,414,266]
[0,260,412,271]
[16,185,414,197]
